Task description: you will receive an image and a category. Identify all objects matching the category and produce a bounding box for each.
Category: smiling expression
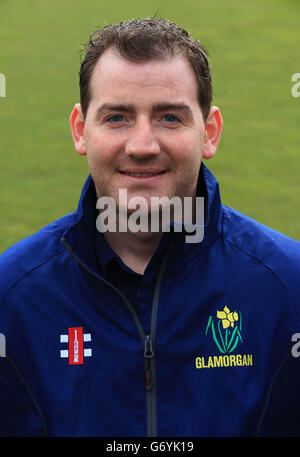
[71,48,219,215]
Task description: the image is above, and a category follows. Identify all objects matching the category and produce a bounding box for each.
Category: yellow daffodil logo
[206,306,243,354]
[217,306,239,329]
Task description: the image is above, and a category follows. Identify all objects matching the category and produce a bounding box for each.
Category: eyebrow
[153,103,193,117]
[96,104,135,116]
[95,102,193,118]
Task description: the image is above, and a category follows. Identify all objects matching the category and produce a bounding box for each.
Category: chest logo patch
[206,306,243,354]
[195,306,253,369]
[60,327,92,365]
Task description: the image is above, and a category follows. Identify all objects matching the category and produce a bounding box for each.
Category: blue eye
[107,114,125,123]
[163,114,180,122]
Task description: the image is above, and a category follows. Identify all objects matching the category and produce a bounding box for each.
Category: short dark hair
[79,17,212,122]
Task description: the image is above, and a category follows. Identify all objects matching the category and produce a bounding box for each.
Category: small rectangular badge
[68,327,83,365]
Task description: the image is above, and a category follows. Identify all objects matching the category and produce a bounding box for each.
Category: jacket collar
[62,162,223,274]
[164,162,223,270]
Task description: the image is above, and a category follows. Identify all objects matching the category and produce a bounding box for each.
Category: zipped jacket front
[1,164,300,437]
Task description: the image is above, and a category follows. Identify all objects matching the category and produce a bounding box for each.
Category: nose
[124,118,160,158]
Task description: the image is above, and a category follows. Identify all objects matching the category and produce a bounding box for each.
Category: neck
[96,187,199,274]
[104,230,163,275]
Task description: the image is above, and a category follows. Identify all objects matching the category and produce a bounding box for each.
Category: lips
[119,170,167,178]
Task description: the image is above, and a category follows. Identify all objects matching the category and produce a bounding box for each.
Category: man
[0,17,300,437]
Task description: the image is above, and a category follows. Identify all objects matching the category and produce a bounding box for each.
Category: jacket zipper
[60,236,174,437]
[144,334,154,391]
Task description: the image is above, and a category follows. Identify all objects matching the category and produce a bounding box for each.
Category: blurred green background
[0,0,299,253]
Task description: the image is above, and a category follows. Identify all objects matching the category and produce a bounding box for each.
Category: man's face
[72,48,218,214]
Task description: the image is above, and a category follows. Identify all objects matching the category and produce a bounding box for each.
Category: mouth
[118,170,167,179]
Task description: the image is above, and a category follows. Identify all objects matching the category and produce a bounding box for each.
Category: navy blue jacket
[1,163,300,437]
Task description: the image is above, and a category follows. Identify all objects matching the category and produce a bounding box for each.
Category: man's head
[70,17,222,220]
[78,18,213,124]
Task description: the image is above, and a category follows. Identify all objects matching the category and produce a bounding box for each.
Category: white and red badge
[60,327,92,365]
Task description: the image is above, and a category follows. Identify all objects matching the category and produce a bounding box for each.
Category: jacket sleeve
[258,352,300,436]
[0,356,46,436]
[0,244,47,436]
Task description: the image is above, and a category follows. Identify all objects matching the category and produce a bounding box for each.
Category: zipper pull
[144,334,154,359]
[144,335,154,391]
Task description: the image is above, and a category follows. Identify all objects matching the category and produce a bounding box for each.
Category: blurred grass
[0,0,299,252]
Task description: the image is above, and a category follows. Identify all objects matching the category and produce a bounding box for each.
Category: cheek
[170,138,203,194]
[85,132,121,166]
[171,137,203,169]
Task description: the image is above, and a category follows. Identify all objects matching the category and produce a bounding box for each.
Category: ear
[202,106,223,159]
[70,103,87,156]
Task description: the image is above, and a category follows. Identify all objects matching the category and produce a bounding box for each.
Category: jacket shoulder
[0,213,75,303]
[222,205,300,309]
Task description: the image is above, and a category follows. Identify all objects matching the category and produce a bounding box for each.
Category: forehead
[88,48,199,106]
